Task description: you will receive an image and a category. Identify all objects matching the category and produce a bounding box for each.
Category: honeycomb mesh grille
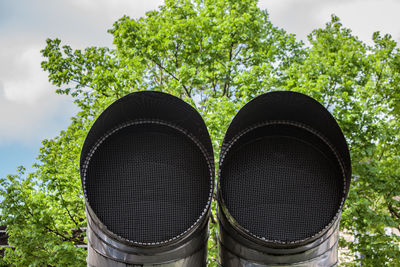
[83,122,212,244]
[220,123,344,243]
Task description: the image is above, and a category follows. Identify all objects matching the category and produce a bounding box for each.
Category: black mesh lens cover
[83,121,212,244]
[220,123,345,243]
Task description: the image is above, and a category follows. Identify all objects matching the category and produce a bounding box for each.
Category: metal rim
[82,119,214,246]
[218,120,347,246]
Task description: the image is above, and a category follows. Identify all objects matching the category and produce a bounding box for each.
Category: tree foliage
[1,0,399,266]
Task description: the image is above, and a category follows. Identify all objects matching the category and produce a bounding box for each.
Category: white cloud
[322,0,400,44]
[2,47,50,104]
[0,0,164,48]
[0,0,164,145]
[0,36,76,145]
[68,0,163,19]
[0,82,76,145]
[258,0,400,45]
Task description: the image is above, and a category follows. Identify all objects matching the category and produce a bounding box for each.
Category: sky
[0,0,399,179]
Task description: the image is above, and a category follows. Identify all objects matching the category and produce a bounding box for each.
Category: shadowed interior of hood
[83,122,212,244]
[220,123,345,243]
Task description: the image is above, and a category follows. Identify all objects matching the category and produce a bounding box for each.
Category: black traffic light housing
[80,91,214,266]
[218,91,351,266]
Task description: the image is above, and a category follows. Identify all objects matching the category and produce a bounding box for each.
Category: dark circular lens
[83,121,212,244]
[220,123,345,243]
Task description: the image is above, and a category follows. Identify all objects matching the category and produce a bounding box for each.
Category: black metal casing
[218,91,351,266]
[80,91,215,266]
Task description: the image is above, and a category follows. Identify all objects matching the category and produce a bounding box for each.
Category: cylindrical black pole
[218,91,351,266]
[80,91,214,266]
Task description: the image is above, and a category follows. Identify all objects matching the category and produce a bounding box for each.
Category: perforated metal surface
[83,122,212,244]
[220,123,345,243]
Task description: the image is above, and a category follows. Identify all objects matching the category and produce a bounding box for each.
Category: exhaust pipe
[218,91,351,266]
[80,91,214,266]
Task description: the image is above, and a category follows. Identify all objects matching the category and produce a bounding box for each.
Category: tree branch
[149,57,192,98]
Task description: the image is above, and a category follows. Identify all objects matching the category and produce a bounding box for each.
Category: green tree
[1,1,399,266]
